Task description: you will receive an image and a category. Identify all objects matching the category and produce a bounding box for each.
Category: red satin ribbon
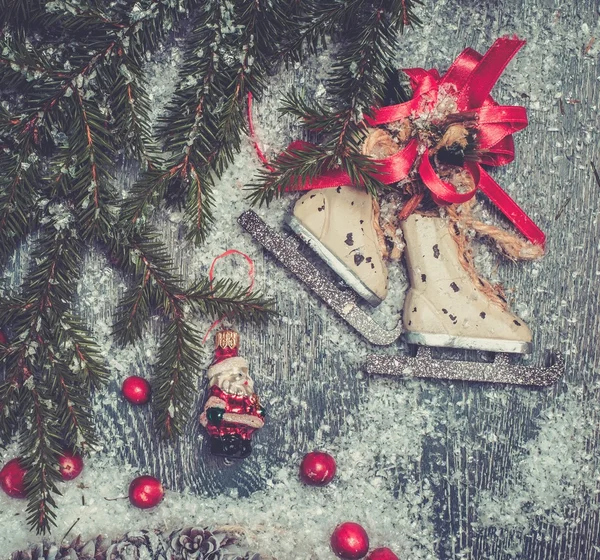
[267,38,545,246]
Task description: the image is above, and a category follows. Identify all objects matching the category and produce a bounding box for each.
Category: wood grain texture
[85,0,600,555]
[3,0,599,557]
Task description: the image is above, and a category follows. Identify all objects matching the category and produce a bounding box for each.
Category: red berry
[122,376,151,405]
[331,522,370,559]
[59,451,84,481]
[0,458,27,499]
[0,330,7,345]
[367,548,400,560]
[128,475,164,509]
[299,451,337,486]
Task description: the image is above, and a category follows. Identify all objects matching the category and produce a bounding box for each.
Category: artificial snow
[2,0,600,558]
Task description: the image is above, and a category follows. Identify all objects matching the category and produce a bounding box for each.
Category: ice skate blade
[366,347,565,387]
[285,214,383,307]
[403,331,532,355]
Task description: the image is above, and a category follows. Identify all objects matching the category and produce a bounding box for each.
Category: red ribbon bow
[279,38,545,246]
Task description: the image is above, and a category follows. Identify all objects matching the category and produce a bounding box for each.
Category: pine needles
[0,1,276,533]
[0,0,419,534]
[248,0,421,205]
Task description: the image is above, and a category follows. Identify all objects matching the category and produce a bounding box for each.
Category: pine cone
[169,527,226,559]
[10,535,111,560]
[105,530,168,559]
[10,528,262,560]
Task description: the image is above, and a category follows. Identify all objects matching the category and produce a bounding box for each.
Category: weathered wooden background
[3,0,600,558]
[81,0,600,558]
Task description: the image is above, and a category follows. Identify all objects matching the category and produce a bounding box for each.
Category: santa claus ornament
[200,329,265,459]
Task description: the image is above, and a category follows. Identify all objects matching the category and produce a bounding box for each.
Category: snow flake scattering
[2,1,600,558]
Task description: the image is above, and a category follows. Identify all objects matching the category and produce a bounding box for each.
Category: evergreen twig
[249,0,420,205]
[0,0,418,533]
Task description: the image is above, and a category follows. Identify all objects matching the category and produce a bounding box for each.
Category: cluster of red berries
[299,451,399,560]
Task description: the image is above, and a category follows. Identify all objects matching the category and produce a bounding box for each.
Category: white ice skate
[286,186,388,307]
[239,210,564,387]
[401,214,532,354]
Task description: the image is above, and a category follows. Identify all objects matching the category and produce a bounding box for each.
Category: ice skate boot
[239,210,564,386]
[286,186,389,306]
[401,214,532,354]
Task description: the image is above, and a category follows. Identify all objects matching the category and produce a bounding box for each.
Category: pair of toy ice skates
[287,186,532,355]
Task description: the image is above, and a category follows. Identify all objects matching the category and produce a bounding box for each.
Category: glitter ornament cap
[214,329,240,363]
[215,329,239,349]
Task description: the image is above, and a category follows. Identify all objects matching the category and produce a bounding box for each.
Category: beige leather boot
[286,186,389,306]
[401,214,532,354]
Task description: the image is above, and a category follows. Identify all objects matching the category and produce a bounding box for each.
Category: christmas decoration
[0,458,27,499]
[331,522,370,559]
[9,527,262,559]
[0,0,417,533]
[366,548,399,560]
[366,347,564,387]
[289,186,390,306]
[239,211,563,386]
[400,213,532,354]
[200,330,265,459]
[253,38,545,352]
[128,475,165,509]
[58,452,84,481]
[121,375,152,405]
[239,211,403,347]
[300,451,337,486]
[252,38,543,244]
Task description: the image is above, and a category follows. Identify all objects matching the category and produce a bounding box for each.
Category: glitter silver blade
[238,211,403,346]
[366,347,565,387]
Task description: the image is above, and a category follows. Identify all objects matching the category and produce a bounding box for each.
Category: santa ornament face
[208,358,254,396]
[200,330,265,459]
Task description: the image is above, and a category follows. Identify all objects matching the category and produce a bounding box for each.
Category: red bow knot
[283,38,545,246]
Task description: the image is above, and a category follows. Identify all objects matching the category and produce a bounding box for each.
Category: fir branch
[17,213,84,326]
[0,148,41,267]
[150,1,225,241]
[45,358,98,452]
[104,50,155,161]
[127,0,194,56]
[67,88,118,241]
[279,88,344,133]
[112,233,185,346]
[0,210,99,533]
[0,0,60,35]
[277,0,364,63]
[153,318,204,438]
[20,381,63,535]
[0,0,418,534]
[57,314,110,390]
[249,0,420,205]
[118,167,173,230]
[186,278,276,324]
[135,0,290,242]
[0,36,65,91]
[0,374,21,444]
[246,142,335,206]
